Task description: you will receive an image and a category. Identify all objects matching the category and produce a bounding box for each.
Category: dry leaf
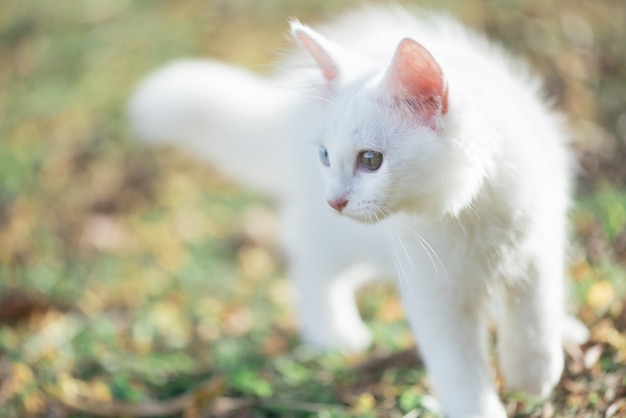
[587,280,615,311]
[583,344,604,369]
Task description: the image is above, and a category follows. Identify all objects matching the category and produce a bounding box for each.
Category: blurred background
[0,0,624,417]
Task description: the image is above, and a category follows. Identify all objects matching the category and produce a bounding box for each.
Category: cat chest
[390,217,532,286]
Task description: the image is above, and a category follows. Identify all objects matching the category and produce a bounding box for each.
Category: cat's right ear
[290,20,341,84]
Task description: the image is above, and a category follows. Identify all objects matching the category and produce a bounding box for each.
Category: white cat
[129,6,588,417]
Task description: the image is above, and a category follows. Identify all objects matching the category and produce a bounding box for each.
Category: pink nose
[328,198,348,212]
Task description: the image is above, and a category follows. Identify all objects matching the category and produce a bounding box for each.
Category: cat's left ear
[290,20,342,85]
[385,38,449,130]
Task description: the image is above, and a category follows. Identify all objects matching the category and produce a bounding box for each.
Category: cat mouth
[342,201,394,224]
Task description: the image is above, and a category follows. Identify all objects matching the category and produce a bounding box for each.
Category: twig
[258,397,354,414]
[45,375,225,417]
[352,347,421,374]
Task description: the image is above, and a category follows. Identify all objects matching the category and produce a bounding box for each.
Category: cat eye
[359,150,383,171]
[319,145,330,166]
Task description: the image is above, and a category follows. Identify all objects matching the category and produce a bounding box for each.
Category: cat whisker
[302,92,337,106]
[261,64,338,105]
[396,232,417,269]
[455,216,467,234]
[391,213,445,278]
[376,202,442,302]
[372,201,448,281]
[393,252,418,305]
[255,63,305,85]
[375,204,415,303]
[410,230,449,282]
[374,201,395,218]
[383,227,419,306]
[466,201,482,222]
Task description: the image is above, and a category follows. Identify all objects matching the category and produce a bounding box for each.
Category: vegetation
[0,0,624,416]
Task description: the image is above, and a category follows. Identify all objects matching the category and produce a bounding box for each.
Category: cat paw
[301,321,372,353]
[501,346,563,398]
[336,322,373,352]
[441,391,507,418]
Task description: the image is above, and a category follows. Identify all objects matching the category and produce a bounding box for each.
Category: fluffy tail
[128,60,295,199]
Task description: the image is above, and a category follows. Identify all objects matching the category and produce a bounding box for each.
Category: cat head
[292,21,485,223]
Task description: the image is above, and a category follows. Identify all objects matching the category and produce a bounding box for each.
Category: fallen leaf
[81,214,129,251]
[583,344,604,369]
[605,399,626,418]
[587,280,615,311]
[46,375,226,417]
[562,379,587,394]
[0,289,65,324]
[542,401,555,418]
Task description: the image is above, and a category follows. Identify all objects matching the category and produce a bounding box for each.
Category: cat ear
[290,20,341,84]
[385,38,449,129]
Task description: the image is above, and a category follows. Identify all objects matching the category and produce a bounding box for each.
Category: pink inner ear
[387,38,448,123]
[294,29,339,83]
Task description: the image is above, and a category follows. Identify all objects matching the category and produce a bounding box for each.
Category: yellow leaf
[587,280,614,311]
[377,296,405,323]
[87,380,112,402]
[12,362,34,388]
[352,392,376,413]
[0,362,35,402]
[238,245,275,280]
[23,392,45,414]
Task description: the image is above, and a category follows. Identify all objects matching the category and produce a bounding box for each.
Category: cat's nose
[328,198,348,212]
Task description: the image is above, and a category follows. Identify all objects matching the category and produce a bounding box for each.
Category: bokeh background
[1,0,625,417]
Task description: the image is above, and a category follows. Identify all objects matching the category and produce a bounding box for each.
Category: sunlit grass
[1,0,625,417]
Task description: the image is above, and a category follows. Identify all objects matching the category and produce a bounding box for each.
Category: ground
[0,0,625,417]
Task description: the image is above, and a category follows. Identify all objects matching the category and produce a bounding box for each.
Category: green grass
[1,0,625,417]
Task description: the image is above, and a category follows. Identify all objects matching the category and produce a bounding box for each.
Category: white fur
[129,6,588,417]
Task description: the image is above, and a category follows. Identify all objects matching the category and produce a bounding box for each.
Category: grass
[0,0,625,417]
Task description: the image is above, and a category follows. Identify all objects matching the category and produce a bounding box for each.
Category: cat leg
[291,262,376,352]
[497,263,564,398]
[401,287,507,418]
